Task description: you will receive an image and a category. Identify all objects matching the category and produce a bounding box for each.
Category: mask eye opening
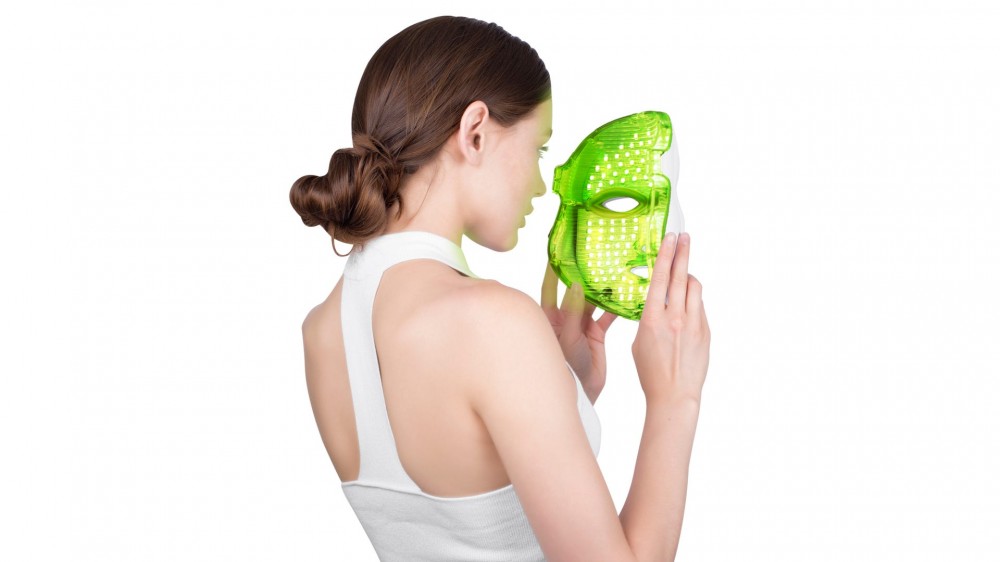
[600,196,640,213]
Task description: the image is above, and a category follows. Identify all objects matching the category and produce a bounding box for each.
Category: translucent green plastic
[547,110,684,321]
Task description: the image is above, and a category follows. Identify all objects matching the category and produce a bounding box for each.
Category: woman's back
[304,245,511,497]
[301,230,602,560]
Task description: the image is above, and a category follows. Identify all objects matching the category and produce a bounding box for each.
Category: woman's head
[290,15,552,256]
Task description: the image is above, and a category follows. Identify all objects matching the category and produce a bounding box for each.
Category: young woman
[290,15,710,562]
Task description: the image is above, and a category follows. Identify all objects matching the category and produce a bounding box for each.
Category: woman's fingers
[596,310,618,332]
[542,262,559,311]
[668,232,690,315]
[687,273,704,326]
[642,231,679,320]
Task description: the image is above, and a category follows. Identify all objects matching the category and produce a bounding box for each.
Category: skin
[383,97,619,401]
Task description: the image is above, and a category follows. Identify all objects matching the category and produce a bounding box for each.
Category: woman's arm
[457,282,700,561]
[618,396,700,561]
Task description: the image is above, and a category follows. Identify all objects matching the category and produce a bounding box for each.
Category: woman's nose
[534,179,547,198]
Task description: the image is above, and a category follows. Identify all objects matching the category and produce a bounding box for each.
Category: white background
[5,0,999,560]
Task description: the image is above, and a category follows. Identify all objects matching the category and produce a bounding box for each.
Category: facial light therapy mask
[547,110,685,321]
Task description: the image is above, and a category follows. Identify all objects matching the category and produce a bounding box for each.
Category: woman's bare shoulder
[299,271,547,370]
[443,278,544,325]
[433,279,557,367]
[409,277,550,358]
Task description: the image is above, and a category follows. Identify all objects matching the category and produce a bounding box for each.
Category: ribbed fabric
[338,230,601,562]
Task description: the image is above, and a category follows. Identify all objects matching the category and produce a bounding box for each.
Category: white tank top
[338,230,601,561]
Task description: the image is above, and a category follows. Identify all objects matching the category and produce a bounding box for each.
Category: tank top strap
[340,231,479,491]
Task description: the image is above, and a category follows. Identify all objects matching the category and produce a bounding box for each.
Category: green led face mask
[547,110,684,321]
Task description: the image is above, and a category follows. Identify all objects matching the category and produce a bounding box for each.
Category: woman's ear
[457,100,490,165]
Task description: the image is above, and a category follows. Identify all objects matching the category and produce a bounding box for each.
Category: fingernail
[666,232,676,244]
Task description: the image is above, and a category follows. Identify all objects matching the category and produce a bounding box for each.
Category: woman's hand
[541,263,620,405]
[631,231,710,404]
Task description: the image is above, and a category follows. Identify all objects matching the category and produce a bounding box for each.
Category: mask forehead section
[548,111,676,320]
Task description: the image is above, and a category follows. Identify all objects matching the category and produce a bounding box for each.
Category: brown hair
[289,15,551,257]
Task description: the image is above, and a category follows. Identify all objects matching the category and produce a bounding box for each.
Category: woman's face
[468,98,553,250]
[516,99,553,229]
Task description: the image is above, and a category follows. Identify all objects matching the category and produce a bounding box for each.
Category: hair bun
[289,136,406,257]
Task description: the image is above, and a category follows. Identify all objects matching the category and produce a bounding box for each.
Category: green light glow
[547,111,679,321]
